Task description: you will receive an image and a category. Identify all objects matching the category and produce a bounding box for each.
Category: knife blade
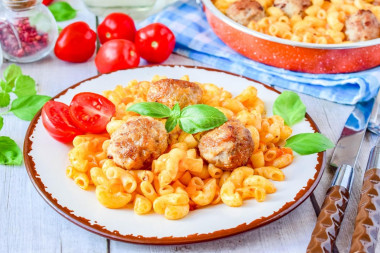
[307,98,375,253]
[350,91,380,253]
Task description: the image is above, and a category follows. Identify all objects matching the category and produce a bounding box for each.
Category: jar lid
[2,0,39,11]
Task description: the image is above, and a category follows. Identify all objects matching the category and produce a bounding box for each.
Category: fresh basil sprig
[128,102,171,118]
[0,137,22,165]
[285,133,335,155]
[4,64,21,87]
[48,2,77,22]
[10,95,51,121]
[179,104,228,134]
[0,64,51,165]
[0,92,10,107]
[166,103,180,132]
[273,91,306,126]
[273,91,334,155]
[127,102,227,134]
[14,75,37,97]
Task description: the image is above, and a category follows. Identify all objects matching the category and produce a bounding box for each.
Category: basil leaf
[273,91,306,126]
[0,136,22,165]
[0,116,3,131]
[0,91,10,107]
[0,80,12,93]
[127,102,171,118]
[4,64,22,87]
[48,2,77,22]
[165,117,178,133]
[170,103,181,118]
[285,133,335,155]
[179,104,227,134]
[14,75,37,97]
[166,103,180,132]
[10,95,51,121]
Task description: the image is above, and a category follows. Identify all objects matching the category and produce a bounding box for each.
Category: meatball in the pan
[107,117,168,170]
[198,120,254,170]
[226,0,265,26]
[345,10,380,42]
[147,79,202,109]
[274,0,311,17]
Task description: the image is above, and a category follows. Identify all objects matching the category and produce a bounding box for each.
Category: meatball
[198,120,254,170]
[345,10,380,42]
[226,0,265,26]
[274,0,311,17]
[107,116,168,170]
[147,79,202,109]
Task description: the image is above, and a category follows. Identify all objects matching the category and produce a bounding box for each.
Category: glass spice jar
[0,0,58,63]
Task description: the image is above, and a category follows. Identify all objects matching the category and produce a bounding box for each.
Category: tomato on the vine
[54,22,97,63]
[42,101,83,143]
[69,92,116,134]
[98,13,136,44]
[135,23,175,63]
[95,39,140,74]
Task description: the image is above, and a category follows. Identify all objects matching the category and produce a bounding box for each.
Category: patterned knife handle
[350,145,380,253]
[307,164,353,253]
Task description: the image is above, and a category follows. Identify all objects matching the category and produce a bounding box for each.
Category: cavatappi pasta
[214,0,380,43]
[66,75,294,220]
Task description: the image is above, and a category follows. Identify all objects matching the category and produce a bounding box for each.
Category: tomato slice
[42,101,83,143]
[69,92,115,133]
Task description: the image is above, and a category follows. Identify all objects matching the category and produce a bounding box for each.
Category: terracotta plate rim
[23,65,325,245]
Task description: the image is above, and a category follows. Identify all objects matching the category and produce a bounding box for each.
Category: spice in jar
[0,17,49,58]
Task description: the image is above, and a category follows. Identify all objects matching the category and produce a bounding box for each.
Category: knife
[350,92,380,253]
[306,98,375,253]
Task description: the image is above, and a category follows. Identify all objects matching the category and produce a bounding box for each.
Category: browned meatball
[146,79,202,109]
[345,10,380,42]
[226,0,265,26]
[274,0,311,17]
[198,120,254,170]
[107,117,168,170]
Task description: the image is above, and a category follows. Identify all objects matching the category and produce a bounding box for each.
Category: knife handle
[307,164,353,253]
[350,168,380,253]
[350,144,380,253]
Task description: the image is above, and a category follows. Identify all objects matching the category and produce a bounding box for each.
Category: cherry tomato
[135,23,175,63]
[95,39,140,74]
[98,13,136,44]
[42,0,53,5]
[54,22,97,63]
[42,101,83,143]
[69,92,116,134]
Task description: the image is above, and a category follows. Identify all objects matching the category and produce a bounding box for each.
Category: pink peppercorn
[0,17,49,58]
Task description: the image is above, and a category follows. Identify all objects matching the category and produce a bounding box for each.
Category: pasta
[214,0,380,43]
[66,75,295,220]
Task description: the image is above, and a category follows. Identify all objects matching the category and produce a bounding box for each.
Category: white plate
[24,65,324,244]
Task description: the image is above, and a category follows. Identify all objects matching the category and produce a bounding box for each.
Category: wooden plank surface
[1,1,379,252]
[0,2,108,252]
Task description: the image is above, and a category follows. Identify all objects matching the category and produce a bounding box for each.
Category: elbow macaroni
[214,0,380,43]
[66,76,296,220]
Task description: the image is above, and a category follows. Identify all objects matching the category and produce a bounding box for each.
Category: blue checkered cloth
[140,0,380,106]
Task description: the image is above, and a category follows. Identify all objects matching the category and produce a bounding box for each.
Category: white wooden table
[0,1,379,252]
